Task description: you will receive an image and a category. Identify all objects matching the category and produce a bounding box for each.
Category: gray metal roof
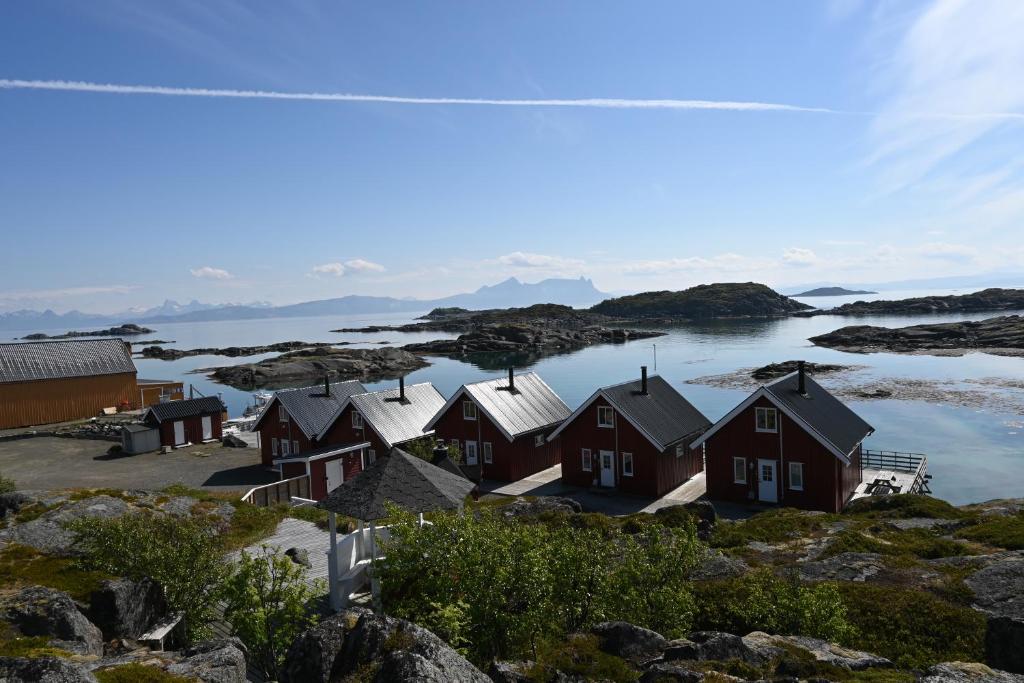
[145,396,224,423]
[765,372,873,458]
[252,380,367,440]
[347,383,446,449]
[0,339,136,384]
[426,372,571,441]
[549,374,711,450]
[318,447,475,520]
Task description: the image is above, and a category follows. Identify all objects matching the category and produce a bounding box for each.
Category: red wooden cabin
[550,367,711,498]
[691,362,873,513]
[143,396,224,448]
[424,370,571,482]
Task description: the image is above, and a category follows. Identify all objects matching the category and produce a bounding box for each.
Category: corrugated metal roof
[347,383,446,449]
[145,396,224,423]
[252,380,367,440]
[765,372,873,457]
[549,374,711,451]
[0,339,136,384]
[427,372,571,441]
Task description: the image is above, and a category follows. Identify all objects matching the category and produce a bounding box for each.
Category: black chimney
[640,366,648,395]
[324,373,330,397]
[432,445,448,462]
[508,367,515,392]
[797,360,807,395]
[399,376,406,402]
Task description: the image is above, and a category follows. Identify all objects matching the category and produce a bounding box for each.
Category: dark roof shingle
[253,380,366,439]
[0,339,135,384]
[765,372,873,457]
[146,396,224,423]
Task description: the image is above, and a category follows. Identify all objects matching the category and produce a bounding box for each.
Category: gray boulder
[922,662,1024,682]
[0,491,35,519]
[285,547,312,568]
[87,577,167,640]
[0,657,98,683]
[965,556,1024,673]
[0,494,129,556]
[799,552,886,582]
[336,611,489,682]
[501,496,582,518]
[639,663,704,682]
[165,638,248,683]
[743,632,891,671]
[690,549,749,581]
[280,608,370,683]
[488,660,532,682]
[665,631,765,665]
[1,586,104,656]
[591,621,668,661]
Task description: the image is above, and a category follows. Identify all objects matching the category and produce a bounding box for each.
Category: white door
[173,421,185,445]
[201,416,213,441]
[325,458,344,493]
[758,459,778,503]
[465,441,478,465]
[599,450,615,487]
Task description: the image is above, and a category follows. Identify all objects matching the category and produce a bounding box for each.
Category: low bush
[843,495,966,520]
[821,527,969,560]
[528,634,639,682]
[709,509,836,548]
[95,664,193,683]
[0,543,109,600]
[0,625,70,659]
[955,512,1024,550]
[0,473,15,494]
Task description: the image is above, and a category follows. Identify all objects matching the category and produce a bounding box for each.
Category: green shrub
[95,663,193,683]
[834,582,985,669]
[0,543,110,600]
[70,513,229,640]
[709,509,836,548]
[528,634,638,683]
[843,495,966,520]
[0,625,70,659]
[821,527,969,560]
[955,513,1024,550]
[220,501,285,550]
[0,473,15,494]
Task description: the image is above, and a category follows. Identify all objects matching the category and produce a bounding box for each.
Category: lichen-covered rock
[1,586,103,656]
[591,621,668,661]
[285,547,311,568]
[965,556,1024,674]
[922,661,1024,682]
[165,638,248,683]
[0,494,129,556]
[87,577,168,640]
[799,552,886,582]
[639,663,704,682]
[743,632,892,671]
[280,608,370,683]
[0,657,98,683]
[501,496,582,519]
[690,548,748,581]
[666,632,766,665]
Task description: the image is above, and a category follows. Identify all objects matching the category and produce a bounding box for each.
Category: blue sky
[1,0,1023,313]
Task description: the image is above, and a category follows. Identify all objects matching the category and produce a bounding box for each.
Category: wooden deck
[234,517,332,584]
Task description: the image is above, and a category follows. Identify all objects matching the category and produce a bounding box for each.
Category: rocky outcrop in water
[207,346,429,388]
[20,324,153,340]
[797,287,1024,317]
[809,315,1024,356]
[749,360,852,380]
[590,283,812,319]
[140,340,343,360]
[402,323,663,358]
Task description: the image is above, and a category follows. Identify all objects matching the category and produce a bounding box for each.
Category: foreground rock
[797,287,1024,317]
[809,315,1024,356]
[1,586,104,656]
[165,638,248,683]
[965,555,1024,674]
[20,323,153,340]
[87,577,168,640]
[0,657,98,683]
[0,494,129,556]
[923,661,1024,682]
[140,340,342,360]
[208,346,429,388]
[591,621,669,661]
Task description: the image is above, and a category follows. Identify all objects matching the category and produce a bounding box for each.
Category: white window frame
[271,437,278,456]
[581,448,592,472]
[293,440,300,455]
[597,406,614,428]
[352,411,364,428]
[733,457,747,484]
[534,434,545,447]
[755,406,778,433]
[280,439,290,457]
[279,406,288,422]
[622,452,634,477]
[367,448,376,464]
[463,401,478,421]
[789,462,804,491]
[483,442,493,464]
[675,444,685,458]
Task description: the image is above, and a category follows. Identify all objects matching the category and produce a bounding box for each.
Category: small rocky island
[20,323,154,340]
[140,340,344,360]
[590,282,812,319]
[809,315,1024,356]
[793,286,876,297]
[797,287,1024,317]
[207,346,428,387]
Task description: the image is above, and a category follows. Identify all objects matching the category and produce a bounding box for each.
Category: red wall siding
[557,397,702,498]
[155,411,223,448]
[702,396,862,513]
[431,396,561,482]
[321,405,389,457]
[280,450,365,501]
[257,405,315,466]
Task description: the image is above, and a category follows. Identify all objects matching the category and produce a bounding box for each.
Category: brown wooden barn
[550,368,711,498]
[691,362,873,513]
[0,339,137,429]
[424,370,571,482]
[323,378,446,462]
[143,396,225,447]
[135,379,185,408]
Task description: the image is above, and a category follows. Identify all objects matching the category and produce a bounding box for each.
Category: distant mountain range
[0,277,608,331]
[792,287,876,297]
[785,272,1024,296]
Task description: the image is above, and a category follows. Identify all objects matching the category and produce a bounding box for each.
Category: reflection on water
[7,299,1024,505]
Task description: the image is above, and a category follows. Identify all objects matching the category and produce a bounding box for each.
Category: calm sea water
[9,287,1024,505]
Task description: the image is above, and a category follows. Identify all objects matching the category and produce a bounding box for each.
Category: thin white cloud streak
[3,78,1024,120]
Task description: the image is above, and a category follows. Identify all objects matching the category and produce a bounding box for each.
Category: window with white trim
[581,448,592,472]
[463,401,478,420]
[675,444,685,458]
[483,442,493,464]
[755,407,778,433]
[367,449,376,464]
[279,406,288,422]
[352,411,364,428]
[534,434,545,447]
[271,438,278,456]
[293,440,300,455]
[789,462,804,491]
[597,406,614,428]
[280,440,290,457]
[622,452,634,477]
[733,457,747,484]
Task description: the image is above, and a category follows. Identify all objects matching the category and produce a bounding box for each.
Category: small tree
[403,437,461,464]
[223,547,324,679]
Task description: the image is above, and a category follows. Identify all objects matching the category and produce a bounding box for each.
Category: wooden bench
[140,613,184,651]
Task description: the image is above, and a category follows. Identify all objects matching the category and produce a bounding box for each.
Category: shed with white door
[274,441,369,501]
[143,396,225,449]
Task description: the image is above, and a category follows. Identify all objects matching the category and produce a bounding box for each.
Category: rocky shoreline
[809,315,1024,356]
[19,323,154,340]
[205,346,429,388]
[797,287,1024,317]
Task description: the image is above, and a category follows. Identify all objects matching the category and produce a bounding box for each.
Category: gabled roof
[343,383,446,449]
[690,371,874,464]
[145,396,224,423]
[272,440,368,465]
[0,339,135,384]
[251,380,366,440]
[424,372,571,442]
[548,374,711,451]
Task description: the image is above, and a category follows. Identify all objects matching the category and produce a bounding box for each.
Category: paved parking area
[0,437,276,493]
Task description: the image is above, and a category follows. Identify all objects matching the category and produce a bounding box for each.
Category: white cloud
[190,266,233,280]
[343,258,385,273]
[495,252,583,269]
[915,242,978,263]
[311,262,346,277]
[781,248,820,267]
[310,259,386,279]
[623,253,773,275]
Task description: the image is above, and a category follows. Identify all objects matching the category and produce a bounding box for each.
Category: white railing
[327,518,430,611]
[240,474,310,507]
